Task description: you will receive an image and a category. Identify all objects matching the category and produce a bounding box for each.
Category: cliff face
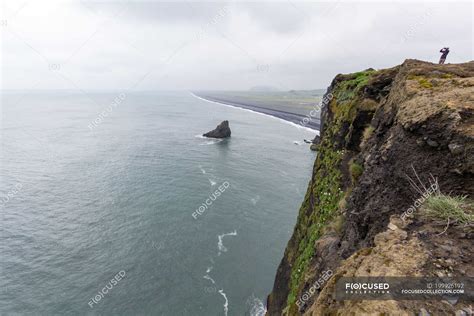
[267,60,474,315]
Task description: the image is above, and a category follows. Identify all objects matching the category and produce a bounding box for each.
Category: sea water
[0,91,317,315]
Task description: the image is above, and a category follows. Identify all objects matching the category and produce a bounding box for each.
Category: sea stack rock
[203,120,231,138]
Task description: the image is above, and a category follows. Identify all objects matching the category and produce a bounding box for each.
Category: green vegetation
[440,73,453,79]
[338,195,347,212]
[408,75,433,89]
[417,78,433,89]
[286,70,376,308]
[330,70,376,126]
[323,214,345,235]
[361,125,375,148]
[349,160,364,182]
[358,98,379,111]
[286,142,344,305]
[422,194,473,225]
[334,70,375,103]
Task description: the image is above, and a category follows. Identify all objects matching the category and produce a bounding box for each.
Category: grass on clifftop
[334,70,376,103]
[407,74,433,89]
[331,70,376,124]
[422,194,473,225]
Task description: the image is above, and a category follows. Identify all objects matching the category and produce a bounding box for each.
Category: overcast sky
[1,0,472,91]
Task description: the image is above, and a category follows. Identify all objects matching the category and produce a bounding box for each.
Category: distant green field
[200,90,325,117]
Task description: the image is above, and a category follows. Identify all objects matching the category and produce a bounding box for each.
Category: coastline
[191,92,320,132]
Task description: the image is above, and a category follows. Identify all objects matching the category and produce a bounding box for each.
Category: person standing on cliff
[439,47,449,64]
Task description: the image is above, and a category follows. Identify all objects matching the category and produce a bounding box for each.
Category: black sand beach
[194,93,321,131]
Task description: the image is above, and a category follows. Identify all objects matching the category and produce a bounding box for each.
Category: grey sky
[1,1,472,90]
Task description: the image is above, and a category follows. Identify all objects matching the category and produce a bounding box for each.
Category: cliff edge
[267,59,474,315]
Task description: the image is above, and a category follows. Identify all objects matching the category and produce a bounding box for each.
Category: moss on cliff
[287,142,343,305]
[285,70,376,307]
[333,70,375,104]
[408,74,433,89]
[268,60,474,316]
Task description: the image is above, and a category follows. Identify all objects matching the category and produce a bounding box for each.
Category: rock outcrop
[266,60,474,315]
[309,135,320,151]
[203,120,231,138]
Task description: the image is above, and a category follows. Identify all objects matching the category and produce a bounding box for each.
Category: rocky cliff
[267,60,474,315]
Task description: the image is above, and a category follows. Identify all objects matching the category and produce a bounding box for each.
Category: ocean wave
[195,134,224,145]
[203,274,216,285]
[218,289,229,316]
[203,140,224,145]
[203,264,229,315]
[247,296,267,316]
[217,230,237,256]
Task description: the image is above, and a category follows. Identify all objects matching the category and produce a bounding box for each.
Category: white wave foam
[203,274,216,285]
[217,230,237,256]
[218,289,229,316]
[190,92,318,133]
[247,296,267,316]
[199,165,206,174]
[195,134,224,145]
[201,140,222,146]
[209,178,216,186]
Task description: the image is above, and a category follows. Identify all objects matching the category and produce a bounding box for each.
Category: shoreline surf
[190,92,320,133]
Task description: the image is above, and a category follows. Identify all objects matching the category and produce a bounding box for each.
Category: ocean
[0,91,317,315]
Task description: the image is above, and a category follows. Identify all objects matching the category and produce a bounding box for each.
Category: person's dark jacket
[440,48,450,59]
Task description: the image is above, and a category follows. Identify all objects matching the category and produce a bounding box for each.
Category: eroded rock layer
[267,60,474,315]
